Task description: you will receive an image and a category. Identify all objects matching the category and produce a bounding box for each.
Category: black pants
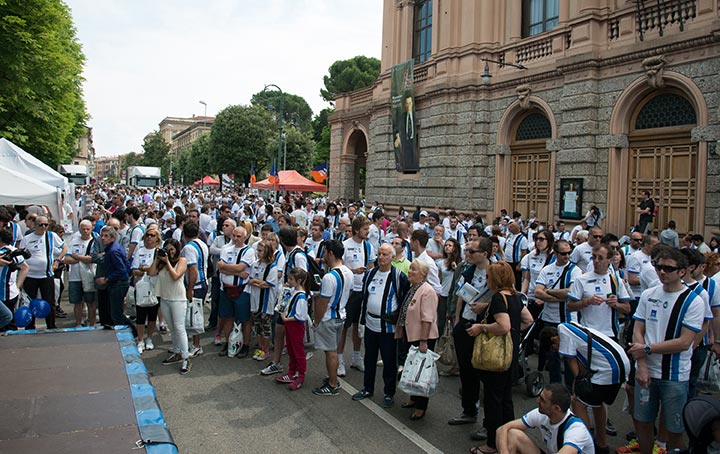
[508,262,522,292]
[24,277,56,329]
[108,280,136,337]
[408,338,437,411]
[437,296,447,336]
[479,368,514,448]
[363,328,398,397]
[208,275,220,329]
[97,287,111,327]
[453,318,481,417]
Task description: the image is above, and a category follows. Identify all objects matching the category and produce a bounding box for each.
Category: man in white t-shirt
[339,216,377,376]
[368,211,384,253]
[570,226,603,272]
[496,383,594,454]
[622,232,644,259]
[567,243,632,339]
[628,247,705,454]
[290,200,309,230]
[311,239,353,396]
[626,235,659,300]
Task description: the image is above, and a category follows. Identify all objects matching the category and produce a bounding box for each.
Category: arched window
[515,112,552,141]
[634,93,697,130]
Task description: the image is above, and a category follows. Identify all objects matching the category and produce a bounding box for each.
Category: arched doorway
[626,90,698,234]
[346,129,368,201]
[509,111,555,222]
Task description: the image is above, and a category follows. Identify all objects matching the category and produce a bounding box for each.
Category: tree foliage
[266,126,314,176]
[313,124,330,167]
[141,131,170,175]
[320,56,380,103]
[251,90,313,133]
[176,133,211,184]
[0,0,88,167]
[311,107,333,142]
[209,104,274,185]
[120,152,143,171]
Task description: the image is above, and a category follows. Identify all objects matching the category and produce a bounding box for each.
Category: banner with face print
[391,60,418,173]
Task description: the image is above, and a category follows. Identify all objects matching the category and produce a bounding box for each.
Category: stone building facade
[329,0,720,237]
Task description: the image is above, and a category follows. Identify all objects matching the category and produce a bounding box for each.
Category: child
[274,267,309,390]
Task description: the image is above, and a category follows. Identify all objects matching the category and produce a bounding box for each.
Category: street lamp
[480,58,527,85]
[262,84,284,200]
[282,131,287,171]
[199,100,207,126]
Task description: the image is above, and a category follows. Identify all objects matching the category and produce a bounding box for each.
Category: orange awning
[251,170,327,192]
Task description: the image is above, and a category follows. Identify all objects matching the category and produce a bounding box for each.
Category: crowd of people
[1,183,720,454]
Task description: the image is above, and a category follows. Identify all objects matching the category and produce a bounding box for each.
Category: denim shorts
[634,378,688,433]
[68,281,95,305]
[219,291,251,323]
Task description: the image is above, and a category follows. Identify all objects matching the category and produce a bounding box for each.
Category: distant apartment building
[73,126,95,169]
[156,116,214,157]
[95,156,121,179]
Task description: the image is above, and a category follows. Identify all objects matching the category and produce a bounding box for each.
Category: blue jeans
[634,378,688,433]
[0,299,12,330]
[108,280,136,337]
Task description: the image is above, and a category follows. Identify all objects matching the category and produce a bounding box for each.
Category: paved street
[143,329,637,454]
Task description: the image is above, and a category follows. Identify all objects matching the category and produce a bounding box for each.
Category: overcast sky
[65,0,383,157]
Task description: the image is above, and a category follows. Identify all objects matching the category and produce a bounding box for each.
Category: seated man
[495,383,595,454]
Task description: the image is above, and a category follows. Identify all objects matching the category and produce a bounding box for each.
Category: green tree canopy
[0,0,88,167]
[312,124,330,167]
[209,104,274,185]
[141,131,170,175]
[251,90,313,133]
[320,55,380,103]
[266,126,314,176]
[311,107,333,142]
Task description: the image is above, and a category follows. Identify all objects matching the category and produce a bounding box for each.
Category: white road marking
[338,378,444,454]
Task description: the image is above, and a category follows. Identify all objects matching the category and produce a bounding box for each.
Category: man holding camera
[0,230,29,330]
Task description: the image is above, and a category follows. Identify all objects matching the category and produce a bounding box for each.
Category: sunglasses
[145,234,157,238]
[631,237,643,242]
[591,254,610,261]
[652,261,682,273]
[466,249,482,254]
[37,223,49,227]
[592,235,603,239]
[536,237,548,241]
[556,251,571,256]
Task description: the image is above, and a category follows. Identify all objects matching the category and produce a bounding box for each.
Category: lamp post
[480,58,527,85]
[199,100,207,126]
[262,84,284,200]
[282,131,287,171]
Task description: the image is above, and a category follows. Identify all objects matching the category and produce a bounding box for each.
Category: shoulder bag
[471,293,513,372]
[573,329,596,396]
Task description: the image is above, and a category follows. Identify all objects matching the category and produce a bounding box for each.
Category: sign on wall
[391,60,419,173]
[560,178,583,219]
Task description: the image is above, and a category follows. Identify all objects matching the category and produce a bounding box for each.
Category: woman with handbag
[467,261,533,454]
[394,259,439,420]
[149,239,191,375]
[130,227,161,354]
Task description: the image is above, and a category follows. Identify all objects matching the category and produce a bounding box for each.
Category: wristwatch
[644,344,652,356]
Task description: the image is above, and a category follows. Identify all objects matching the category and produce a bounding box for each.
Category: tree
[311,107,333,142]
[320,55,380,103]
[0,0,88,167]
[251,90,313,133]
[208,104,274,185]
[120,152,143,171]
[312,124,331,167]
[266,126,314,176]
[141,131,170,176]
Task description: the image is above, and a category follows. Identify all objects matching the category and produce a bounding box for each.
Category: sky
[64,0,383,157]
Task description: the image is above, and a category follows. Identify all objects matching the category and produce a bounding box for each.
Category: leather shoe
[448,413,477,425]
[471,427,488,441]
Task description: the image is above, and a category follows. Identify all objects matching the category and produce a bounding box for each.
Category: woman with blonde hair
[248,240,279,361]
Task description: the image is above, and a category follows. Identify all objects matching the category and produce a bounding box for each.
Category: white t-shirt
[130,245,156,273]
[368,224,382,252]
[634,285,705,381]
[364,269,398,333]
[68,233,94,282]
[128,224,145,248]
[504,232,529,263]
[418,250,442,294]
[219,244,256,287]
[0,245,25,300]
[535,262,583,323]
[291,209,308,229]
[569,242,593,272]
[568,271,632,338]
[558,322,630,385]
[457,267,493,321]
[521,251,554,299]
[304,238,323,257]
[640,266,660,293]
[24,231,64,279]
[181,239,209,289]
[626,250,652,298]
[342,238,376,291]
[248,259,278,314]
[319,265,353,321]
[521,409,595,454]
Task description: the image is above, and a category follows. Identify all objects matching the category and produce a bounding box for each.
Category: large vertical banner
[391,60,418,173]
[221,173,235,192]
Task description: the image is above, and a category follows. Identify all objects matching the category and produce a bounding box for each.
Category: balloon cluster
[14,298,52,328]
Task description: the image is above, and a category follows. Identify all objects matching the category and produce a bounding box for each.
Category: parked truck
[126,166,162,187]
[58,164,90,185]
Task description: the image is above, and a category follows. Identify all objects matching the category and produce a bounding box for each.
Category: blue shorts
[68,281,95,305]
[634,378,688,433]
[219,291,251,323]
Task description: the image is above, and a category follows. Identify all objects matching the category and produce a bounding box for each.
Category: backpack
[305,249,325,292]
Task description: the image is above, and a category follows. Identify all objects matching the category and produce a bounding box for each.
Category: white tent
[0,138,68,189]
[0,166,62,220]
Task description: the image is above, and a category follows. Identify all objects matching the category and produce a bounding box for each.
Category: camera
[0,247,31,273]
[157,247,168,258]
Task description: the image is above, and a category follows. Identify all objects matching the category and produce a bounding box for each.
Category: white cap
[420,210,428,217]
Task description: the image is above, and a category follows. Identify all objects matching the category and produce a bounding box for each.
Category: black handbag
[573,329,596,397]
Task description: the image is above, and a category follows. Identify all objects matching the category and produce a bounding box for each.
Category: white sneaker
[376,359,384,367]
[337,361,347,377]
[189,346,204,358]
[351,358,365,372]
[306,352,314,361]
[145,338,155,350]
[137,341,144,354]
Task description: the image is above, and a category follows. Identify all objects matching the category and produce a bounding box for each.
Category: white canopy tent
[0,138,68,190]
[0,166,62,220]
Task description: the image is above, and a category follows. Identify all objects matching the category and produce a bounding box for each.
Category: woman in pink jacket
[395,259,439,420]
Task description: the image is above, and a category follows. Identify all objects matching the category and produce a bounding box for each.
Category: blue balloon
[29,298,51,318]
[14,306,32,328]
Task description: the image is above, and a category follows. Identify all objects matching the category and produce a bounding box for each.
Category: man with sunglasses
[628,247,705,454]
[622,232,645,259]
[570,226,603,272]
[22,216,67,329]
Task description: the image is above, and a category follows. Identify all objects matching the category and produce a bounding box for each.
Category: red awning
[251,170,327,192]
[193,175,220,186]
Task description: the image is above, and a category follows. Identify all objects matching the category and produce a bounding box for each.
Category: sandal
[469,446,498,454]
[401,401,416,408]
[409,410,425,420]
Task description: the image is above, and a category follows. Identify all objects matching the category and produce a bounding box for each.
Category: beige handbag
[471,293,513,372]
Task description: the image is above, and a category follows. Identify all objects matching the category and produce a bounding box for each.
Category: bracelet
[482,325,488,334]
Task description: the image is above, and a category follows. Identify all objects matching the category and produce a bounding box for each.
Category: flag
[250,163,256,184]
[311,161,328,183]
[268,160,277,185]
